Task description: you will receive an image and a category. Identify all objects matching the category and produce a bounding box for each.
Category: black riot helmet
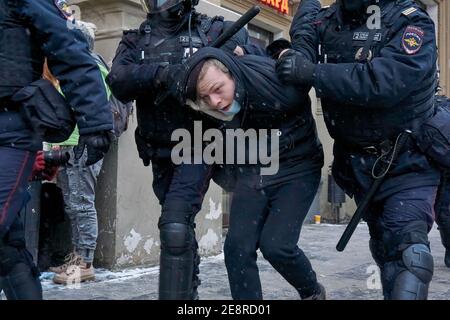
[339,0,372,14]
[140,0,199,14]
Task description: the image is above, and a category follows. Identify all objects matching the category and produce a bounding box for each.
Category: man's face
[197,65,235,112]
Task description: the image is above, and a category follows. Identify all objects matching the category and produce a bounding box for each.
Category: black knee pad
[401,244,433,283]
[380,221,432,299]
[160,223,193,256]
[390,244,433,300]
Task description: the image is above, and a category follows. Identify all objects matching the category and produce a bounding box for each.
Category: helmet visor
[142,0,183,13]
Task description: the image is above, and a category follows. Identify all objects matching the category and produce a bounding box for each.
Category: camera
[43,150,70,166]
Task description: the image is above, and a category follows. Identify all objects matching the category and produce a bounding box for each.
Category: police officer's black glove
[275,49,316,86]
[135,129,154,167]
[74,131,115,166]
[155,64,187,105]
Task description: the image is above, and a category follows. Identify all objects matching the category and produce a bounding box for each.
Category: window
[248,24,274,48]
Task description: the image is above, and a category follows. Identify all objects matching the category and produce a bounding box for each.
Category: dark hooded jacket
[182,47,323,186]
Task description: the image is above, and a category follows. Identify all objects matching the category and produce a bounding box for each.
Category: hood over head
[182,47,301,121]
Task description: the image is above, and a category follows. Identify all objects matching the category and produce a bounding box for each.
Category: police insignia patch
[54,0,72,19]
[402,26,424,55]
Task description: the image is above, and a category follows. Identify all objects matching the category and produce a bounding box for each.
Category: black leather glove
[275,49,316,86]
[74,130,114,166]
[135,129,154,167]
[155,64,187,105]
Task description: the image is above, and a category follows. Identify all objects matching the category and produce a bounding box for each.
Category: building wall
[437,0,450,95]
[220,0,294,39]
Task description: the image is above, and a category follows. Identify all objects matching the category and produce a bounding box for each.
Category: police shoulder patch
[402,25,424,55]
[54,0,72,19]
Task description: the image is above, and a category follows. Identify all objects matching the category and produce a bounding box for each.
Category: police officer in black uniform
[434,95,450,268]
[106,0,249,300]
[277,0,440,299]
[436,169,450,268]
[0,0,113,300]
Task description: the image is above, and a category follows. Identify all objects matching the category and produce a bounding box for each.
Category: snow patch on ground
[198,229,220,254]
[40,265,161,290]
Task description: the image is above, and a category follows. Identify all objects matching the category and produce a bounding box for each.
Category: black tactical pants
[224,168,321,300]
[435,170,450,249]
[0,147,42,300]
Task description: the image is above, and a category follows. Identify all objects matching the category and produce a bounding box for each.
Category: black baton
[209,5,261,48]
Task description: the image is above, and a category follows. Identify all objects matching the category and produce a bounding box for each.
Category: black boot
[191,249,201,300]
[158,223,195,300]
[445,249,450,268]
[438,227,450,268]
[303,283,326,300]
[0,242,42,300]
[0,263,42,300]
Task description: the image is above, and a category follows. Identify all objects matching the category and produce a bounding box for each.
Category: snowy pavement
[4,223,449,300]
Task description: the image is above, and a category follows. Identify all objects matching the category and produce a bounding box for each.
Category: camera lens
[43,150,70,166]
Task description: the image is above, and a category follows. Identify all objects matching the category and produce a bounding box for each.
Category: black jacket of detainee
[183,47,324,186]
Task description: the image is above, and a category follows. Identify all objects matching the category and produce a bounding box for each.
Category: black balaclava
[142,0,196,34]
[339,0,373,21]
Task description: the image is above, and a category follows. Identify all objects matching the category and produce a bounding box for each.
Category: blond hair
[198,59,230,86]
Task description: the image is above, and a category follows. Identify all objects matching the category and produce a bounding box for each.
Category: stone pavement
[10,223,450,300]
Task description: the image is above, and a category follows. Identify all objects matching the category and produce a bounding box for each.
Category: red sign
[259,0,289,14]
